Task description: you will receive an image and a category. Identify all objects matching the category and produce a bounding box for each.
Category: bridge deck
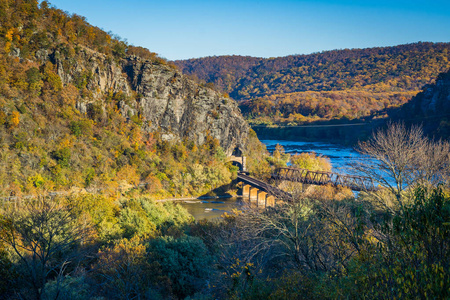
[272,167,376,192]
[237,173,292,200]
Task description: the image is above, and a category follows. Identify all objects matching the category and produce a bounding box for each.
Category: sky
[44,0,450,61]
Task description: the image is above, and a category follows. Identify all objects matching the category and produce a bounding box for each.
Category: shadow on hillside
[198,179,239,199]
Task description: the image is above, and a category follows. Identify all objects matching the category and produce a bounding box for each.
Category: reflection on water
[178,197,243,221]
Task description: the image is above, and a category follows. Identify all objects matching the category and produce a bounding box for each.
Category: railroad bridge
[272,167,376,192]
[238,173,292,208]
[230,154,376,208]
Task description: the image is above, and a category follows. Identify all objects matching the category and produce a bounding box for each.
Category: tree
[352,122,428,207]
[290,152,331,172]
[237,194,368,274]
[0,196,90,299]
[352,187,450,299]
[95,236,154,299]
[8,111,20,128]
[415,138,450,186]
[147,235,213,299]
[0,243,17,299]
[353,122,450,209]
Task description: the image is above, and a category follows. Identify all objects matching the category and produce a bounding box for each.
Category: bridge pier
[238,173,291,208]
[243,184,251,199]
[249,187,259,205]
[257,191,267,207]
[266,195,275,207]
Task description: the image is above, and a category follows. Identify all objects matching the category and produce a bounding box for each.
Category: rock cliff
[394,69,450,138]
[414,71,450,115]
[49,47,249,155]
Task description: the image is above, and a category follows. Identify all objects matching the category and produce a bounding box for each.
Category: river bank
[156,195,234,202]
[251,120,384,146]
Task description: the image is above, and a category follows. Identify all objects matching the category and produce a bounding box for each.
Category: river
[261,139,361,172]
[179,140,362,221]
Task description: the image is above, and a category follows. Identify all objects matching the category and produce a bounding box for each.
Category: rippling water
[180,140,361,220]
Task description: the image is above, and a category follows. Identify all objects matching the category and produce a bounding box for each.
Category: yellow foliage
[4,28,14,53]
[144,174,163,194]
[58,135,75,149]
[307,184,353,201]
[7,111,20,128]
[116,165,139,186]
[290,152,332,172]
[60,84,79,105]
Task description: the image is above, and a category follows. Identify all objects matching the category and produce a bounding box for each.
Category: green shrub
[147,235,213,299]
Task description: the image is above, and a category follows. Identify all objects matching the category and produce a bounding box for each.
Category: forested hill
[175,42,450,100]
[174,55,262,92]
[0,0,258,197]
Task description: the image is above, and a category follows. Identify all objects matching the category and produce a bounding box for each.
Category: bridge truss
[272,167,376,192]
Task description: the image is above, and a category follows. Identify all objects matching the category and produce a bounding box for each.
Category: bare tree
[352,122,428,207]
[0,196,90,300]
[414,138,450,186]
[241,198,328,272]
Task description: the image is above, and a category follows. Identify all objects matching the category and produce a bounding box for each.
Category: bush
[290,152,331,172]
[43,276,92,300]
[147,235,213,299]
[349,187,450,299]
[52,147,71,167]
[0,245,17,299]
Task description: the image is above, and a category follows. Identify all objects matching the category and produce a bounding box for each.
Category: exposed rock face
[416,71,450,114]
[51,48,249,155]
[395,69,450,137]
[53,47,131,100]
[123,56,248,155]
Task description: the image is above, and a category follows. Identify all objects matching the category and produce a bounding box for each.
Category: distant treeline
[252,66,450,144]
[175,42,450,100]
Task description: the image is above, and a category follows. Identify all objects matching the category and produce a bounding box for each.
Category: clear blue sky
[45,0,450,60]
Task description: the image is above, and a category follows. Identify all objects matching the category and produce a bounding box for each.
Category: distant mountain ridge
[175,42,450,126]
[175,42,450,100]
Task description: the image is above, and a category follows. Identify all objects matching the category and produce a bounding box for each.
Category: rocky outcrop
[394,69,450,138]
[122,56,249,155]
[50,47,249,155]
[416,71,450,115]
[52,46,131,100]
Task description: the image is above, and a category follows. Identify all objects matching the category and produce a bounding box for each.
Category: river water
[179,197,243,221]
[179,140,362,221]
[261,139,361,172]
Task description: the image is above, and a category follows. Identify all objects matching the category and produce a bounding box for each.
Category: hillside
[239,89,418,125]
[176,43,450,99]
[176,43,450,125]
[0,0,258,197]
